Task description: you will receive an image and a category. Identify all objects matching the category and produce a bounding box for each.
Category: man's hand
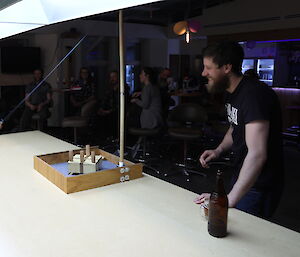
[131,98,138,104]
[29,104,37,111]
[194,193,211,204]
[97,108,111,116]
[199,149,220,168]
[132,92,141,98]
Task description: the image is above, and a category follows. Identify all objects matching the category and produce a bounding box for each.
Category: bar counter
[0,131,299,257]
[273,87,300,129]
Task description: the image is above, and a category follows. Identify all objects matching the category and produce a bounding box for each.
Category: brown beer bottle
[208,170,228,238]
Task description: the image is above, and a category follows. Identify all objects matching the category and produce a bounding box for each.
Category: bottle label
[208,202,228,237]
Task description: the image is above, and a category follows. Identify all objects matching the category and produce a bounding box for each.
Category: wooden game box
[33,147,143,194]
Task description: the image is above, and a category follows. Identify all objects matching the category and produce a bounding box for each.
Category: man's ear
[223,64,232,74]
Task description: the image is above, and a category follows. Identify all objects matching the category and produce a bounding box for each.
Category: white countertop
[0,131,299,257]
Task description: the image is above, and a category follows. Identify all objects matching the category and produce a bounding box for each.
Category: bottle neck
[214,172,226,196]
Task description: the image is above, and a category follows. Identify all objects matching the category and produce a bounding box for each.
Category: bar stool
[165,103,208,181]
[285,105,300,149]
[32,113,44,130]
[128,127,161,163]
[62,100,97,144]
[31,108,51,131]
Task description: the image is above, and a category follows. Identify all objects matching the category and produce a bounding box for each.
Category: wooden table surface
[0,131,299,257]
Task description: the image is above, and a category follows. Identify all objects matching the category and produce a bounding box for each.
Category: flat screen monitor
[1,47,41,73]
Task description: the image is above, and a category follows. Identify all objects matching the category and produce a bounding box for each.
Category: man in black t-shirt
[19,68,52,131]
[70,67,96,115]
[194,41,284,218]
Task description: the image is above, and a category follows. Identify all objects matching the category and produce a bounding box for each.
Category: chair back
[168,103,207,125]
[80,100,98,117]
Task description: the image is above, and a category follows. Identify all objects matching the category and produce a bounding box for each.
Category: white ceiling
[0,0,162,39]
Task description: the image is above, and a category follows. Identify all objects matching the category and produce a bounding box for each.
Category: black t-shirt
[71,79,95,103]
[225,77,284,190]
[26,81,51,105]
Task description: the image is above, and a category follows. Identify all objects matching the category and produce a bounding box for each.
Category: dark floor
[2,125,300,233]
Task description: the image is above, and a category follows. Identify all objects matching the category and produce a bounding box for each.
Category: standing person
[70,67,96,114]
[131,67,163,129]
[158,68,174,91]
[194,41,284,219]
[19,68,52,131]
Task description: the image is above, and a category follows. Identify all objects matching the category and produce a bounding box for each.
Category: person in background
[181,69,197,91]
[95,70,129,138]
[158,68,174,91]
[244,68,260,81]
[158,68,175,120]
[194,41,284,219]
[19,68,52,131]
[131,67,163,129]
[70,67,96,114]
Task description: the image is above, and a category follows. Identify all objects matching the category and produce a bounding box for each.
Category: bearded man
[194,41,284,219]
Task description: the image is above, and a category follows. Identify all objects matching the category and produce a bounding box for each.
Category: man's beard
[207,75,229,94]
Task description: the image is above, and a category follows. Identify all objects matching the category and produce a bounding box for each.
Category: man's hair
[202,41,244,76]
[33,68,44,76]
[110,70,118,75]
[80,66,89,73]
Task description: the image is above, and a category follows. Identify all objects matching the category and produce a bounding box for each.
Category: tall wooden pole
[118,10,125,167]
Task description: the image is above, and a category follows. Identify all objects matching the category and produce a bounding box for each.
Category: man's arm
[135,85,151,109]
[42,92,52,106]
[195,126,234,204]
[227,120,269,207]
[25,93,36,110]
[215,125,234,156]
[199,126,233,168]
[37,92,52,111]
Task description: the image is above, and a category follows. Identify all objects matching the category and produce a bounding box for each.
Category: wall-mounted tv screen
[1,47,41,73]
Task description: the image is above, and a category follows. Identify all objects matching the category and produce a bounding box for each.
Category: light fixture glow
[186,30,190,43]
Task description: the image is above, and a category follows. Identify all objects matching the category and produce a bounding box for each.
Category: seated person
[131,67,163,129]
[70,67,96,114]
[95,71,129,138]
[19,68,52,131]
